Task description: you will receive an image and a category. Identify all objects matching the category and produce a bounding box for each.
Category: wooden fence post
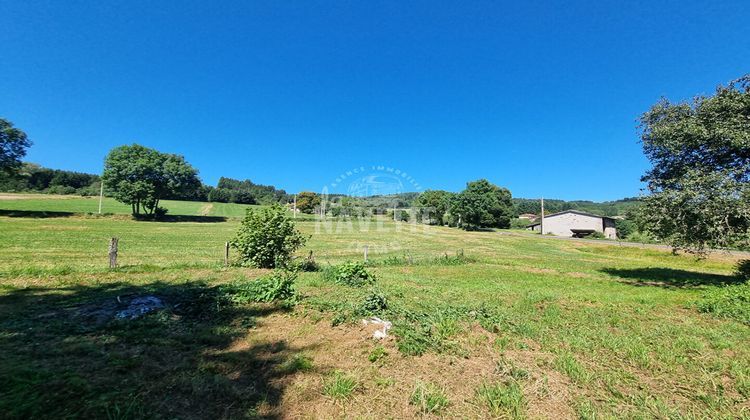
[108,237,119,268]
[364,245,369,262]
[224,242,230,267]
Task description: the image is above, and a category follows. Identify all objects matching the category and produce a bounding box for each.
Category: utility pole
[540,197,545,235]
[98,181,104,214]
[293,194,297,218]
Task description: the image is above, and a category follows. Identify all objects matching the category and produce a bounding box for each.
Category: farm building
[527,210,617,239]
[517,213,537,220]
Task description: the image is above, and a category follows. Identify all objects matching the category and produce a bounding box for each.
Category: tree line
[0,162,101,196]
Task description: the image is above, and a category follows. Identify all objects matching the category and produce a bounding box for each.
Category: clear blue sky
[2,1,748,201]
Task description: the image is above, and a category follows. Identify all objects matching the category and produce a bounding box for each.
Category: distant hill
[327,192,641,217]
[512,197,641,217]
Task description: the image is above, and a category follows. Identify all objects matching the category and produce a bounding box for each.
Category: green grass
[410,381,450,414]
[0,194,749,417]
[322,370,358,399]
[476,381,526,419]
[0,192,260,217]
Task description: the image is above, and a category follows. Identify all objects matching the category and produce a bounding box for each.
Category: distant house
[527,210,617,239]
[517,213,537,220]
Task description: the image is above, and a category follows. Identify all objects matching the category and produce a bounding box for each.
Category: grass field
[1,195,749,418]
[0,192,259,217]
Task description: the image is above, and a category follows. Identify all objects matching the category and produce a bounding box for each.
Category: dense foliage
[0,118,31,174]
[639,75,750,254]
[230,204,307,268]
[513,197,640,217]
[102,144,201,215]
[322,261,377,287]
[452,179,513,229]
[0,163,100,195]
[224,270,298,303]
[415,190,454,225]
[295,191,321,214]
[214,177,288,205]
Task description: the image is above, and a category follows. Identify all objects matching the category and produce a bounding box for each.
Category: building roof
[526,210,616,227]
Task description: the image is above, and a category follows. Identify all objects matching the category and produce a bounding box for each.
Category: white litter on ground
[362,316,392,340]
[115,296,165,319]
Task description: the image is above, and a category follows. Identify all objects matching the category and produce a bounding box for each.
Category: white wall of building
[529,212,617,239]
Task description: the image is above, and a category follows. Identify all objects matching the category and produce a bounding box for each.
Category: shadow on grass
[0,281,306,419]
[0,209,228,223]
[600,267,742,288]
[0,209,76,218]
[132,214,228,223]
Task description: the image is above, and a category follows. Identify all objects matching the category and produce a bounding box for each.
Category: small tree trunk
[108,237,119,268]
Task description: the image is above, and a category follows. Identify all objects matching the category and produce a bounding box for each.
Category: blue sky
[2,1,748,201]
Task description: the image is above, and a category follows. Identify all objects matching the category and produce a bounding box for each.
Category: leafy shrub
[323,370,358,399]
[588,231,606,239]
[322,261,376,287]
[410,381,449,414]
[359,290,388,314]
[625,230,656,244]
[45,185,76,195]
[293,251,319,272]
[154,207,169,219]
[697,283,750,325]
[231,205,307,268]
[393,322,432,356]
[615,219,636,239]
[736,260,750,281]
[226,270,298,303]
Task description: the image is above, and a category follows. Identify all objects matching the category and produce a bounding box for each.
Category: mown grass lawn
[0,196,748,418]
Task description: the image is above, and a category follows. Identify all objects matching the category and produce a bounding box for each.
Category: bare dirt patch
[225,312,577,419]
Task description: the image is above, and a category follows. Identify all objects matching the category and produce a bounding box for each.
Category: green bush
[615,219,636,239]
[588,231,606,239]
[359,290,388,314]
[293,252,320,272]
[697,283,750,325]
[231,205,307,268]
[322,261,376,287]
[226,270,298,303]
[625,230,656,244]
[736,260,750,281]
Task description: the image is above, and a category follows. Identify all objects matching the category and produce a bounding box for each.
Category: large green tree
[639,75,750,254]
[415,190,454,225]
[295,191,321,214]
[102,144,201,216]
[452,179,513,230]
[0,118,32,174]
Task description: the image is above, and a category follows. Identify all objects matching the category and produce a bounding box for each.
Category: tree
[452,179,513,230]
[415,190,454,225]
[0,118,32,174]
[102,144,201,216]
[208,188,232,203]
[639,75,750,254]
[231,204,308,268]
[296,191,320,214]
